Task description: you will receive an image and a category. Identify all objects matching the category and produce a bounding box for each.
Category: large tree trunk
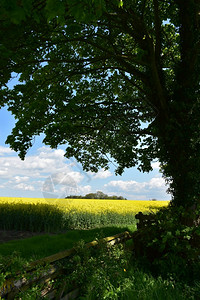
[157,114,200,208]
[155,1,200,209]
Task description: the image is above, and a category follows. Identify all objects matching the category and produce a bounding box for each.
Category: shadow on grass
[0,223,199,300]
[0,225,136,260]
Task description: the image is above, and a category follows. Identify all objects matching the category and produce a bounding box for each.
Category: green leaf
[118,0,123,8]
[45,0,66,22]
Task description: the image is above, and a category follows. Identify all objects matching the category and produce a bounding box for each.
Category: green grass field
[0,225,135,260]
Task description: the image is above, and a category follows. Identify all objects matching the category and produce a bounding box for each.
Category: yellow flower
[0,197,169,215]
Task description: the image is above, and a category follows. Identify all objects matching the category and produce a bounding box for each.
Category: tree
[95,191,107,199]
[65,191,126,199]
[0,0,200,208]
[84,193,97,199]
[84,191,127,199]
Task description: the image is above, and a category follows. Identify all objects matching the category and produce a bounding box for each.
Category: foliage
[0,226,199,299]
[65,241,132,299]
[16,285,42,300]
[15,239,198,300]
[0,251,53,300]
[0,251,27,286]
[133,205,200,283]
[66,190,127,200]
[1,1,200,207]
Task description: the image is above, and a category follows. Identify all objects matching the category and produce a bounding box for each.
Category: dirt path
[0,230,49,244]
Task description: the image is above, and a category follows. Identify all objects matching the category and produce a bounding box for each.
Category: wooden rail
[1,231,132,299]
[135,211,155,229]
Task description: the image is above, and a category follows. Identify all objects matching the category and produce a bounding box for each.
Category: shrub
[132,205,200,282]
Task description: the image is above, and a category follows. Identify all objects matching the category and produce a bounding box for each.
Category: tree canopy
[1,0,200,207]
[65,191,127,200]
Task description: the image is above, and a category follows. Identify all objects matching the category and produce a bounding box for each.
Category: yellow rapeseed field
[0,197,169,214]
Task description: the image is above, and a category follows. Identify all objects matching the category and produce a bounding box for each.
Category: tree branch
[153,0,162,67]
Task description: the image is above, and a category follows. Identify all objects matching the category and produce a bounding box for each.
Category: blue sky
[0,77,171,200]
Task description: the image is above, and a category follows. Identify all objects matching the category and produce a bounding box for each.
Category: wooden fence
[1,231,132,299]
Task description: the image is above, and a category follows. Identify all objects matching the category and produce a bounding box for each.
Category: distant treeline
[65,191,127,200]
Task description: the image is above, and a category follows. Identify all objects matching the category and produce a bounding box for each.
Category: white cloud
[105,180,146,192]
[129,194,149,200]
[37,147,65,160]
[105,177,166,192]
[77,185,92,195]
[93,169,113,179]
[151,161,160,169]
[104,176,168,200]
[42,172,79,196]
[148,177,165,189]
[0,169,8,176]
[14,176,29,183]
[0,148,72,179]
[50,172,80,186]
[0,147,88,196]
[14,183,35,191]
[0,146,15,156]
[0,145,170,200]
[67,172,84,184]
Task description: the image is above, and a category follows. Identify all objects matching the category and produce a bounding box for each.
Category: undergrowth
[133,204,200,284]
[1,240,199,300]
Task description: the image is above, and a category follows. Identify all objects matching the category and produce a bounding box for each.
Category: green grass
[0,225,135,260]
[0,223,199,300]
[115,267,198,300]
